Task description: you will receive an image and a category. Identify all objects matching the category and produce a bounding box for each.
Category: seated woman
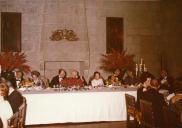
[0,83,13,128]
[91,71,104,87]
[61,70,85,87]
[106,74,121,86]
[31,70,46,89]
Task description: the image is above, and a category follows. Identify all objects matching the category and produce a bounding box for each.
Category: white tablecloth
[22,87,137,125]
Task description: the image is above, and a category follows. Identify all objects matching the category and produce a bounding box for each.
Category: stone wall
[161,0,182,77]
[0,0,162,80]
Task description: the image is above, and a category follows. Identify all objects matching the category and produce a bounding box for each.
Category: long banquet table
[20,87,137,125]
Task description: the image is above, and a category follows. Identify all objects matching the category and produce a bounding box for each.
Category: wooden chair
[125,93,137,121]
[8,112,19,128]
[163,106,182,128]
[140,99,157,128]
[18,97,27,128]
[8,97,27,128]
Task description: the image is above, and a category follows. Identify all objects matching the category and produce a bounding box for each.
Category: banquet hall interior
[0,0,182,128]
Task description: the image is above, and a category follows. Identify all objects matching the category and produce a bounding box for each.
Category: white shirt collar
[9,87,14,95]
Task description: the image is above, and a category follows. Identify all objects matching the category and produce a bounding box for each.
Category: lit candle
[136,64,138,71]
[144,64,147,72]
[141,58,143,64]
[135,64,138,76]
[139,64,142,72]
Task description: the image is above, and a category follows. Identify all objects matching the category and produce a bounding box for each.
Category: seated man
[136,72,154,110]
[7,81,23,114]
[50,69,67,87]
[141,79,167,127]
[14,70,24,88]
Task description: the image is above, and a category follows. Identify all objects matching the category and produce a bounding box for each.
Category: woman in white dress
[91,71,104,87]
[0,82,13,128]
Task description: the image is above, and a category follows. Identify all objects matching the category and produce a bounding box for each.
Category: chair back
[8,97,26,128]
[18,97,27,128]
[163,106,182,128]
[140,99,156,128]
[8,112,19,128]
[125,93,136,119]
[125,94,136,112]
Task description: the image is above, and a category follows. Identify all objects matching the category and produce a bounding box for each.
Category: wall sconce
[50,29,79,41]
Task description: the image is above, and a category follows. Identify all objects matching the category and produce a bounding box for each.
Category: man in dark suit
[141,78,167,127]
[136,72,154,110]
[50,69,66,87]
[14,70,24,88]
[7,84,23,113]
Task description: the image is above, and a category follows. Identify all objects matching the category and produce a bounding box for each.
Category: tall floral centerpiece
[0,52,31,73]
[100,49,135,73]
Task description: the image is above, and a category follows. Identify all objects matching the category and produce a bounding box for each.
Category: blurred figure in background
[123,70,138,86]
[113,68,123,82]
[1,70,16,89]
[0,83,13,128]
[159,69,174,93]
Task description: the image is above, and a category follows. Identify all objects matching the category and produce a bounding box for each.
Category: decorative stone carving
[50,29,79,41]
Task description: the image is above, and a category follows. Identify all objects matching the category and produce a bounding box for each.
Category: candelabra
[135,58,147,77]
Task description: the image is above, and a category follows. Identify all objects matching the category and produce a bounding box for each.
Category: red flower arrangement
[0,52,31,73]
[100,49,135,72]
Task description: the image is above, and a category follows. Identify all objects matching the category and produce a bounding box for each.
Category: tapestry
[106,17,123,53]
[1,12,21,52]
